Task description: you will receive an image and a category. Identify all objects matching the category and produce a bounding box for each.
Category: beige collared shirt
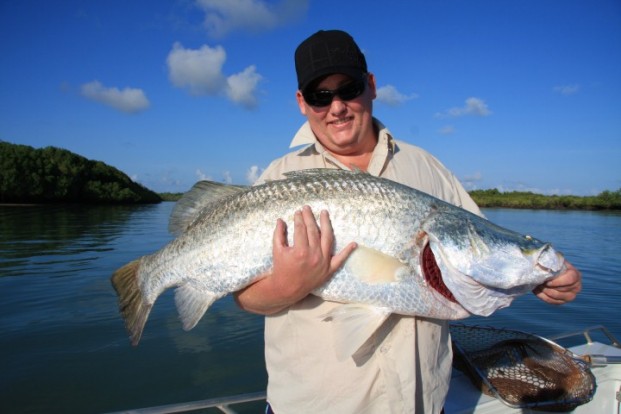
[257,119,481,414]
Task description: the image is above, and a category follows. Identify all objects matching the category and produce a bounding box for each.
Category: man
[235,30,582,413]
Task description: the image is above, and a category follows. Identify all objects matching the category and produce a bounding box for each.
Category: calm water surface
[1,204,620,413]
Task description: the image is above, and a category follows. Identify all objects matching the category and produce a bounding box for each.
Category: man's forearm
[234,274,301,315]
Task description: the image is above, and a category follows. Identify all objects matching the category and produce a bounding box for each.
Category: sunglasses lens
[338,81,365,100]
[303,79,365,107]
[304,90,334,107]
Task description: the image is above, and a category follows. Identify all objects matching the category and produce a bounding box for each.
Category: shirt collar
[289,118,397,154]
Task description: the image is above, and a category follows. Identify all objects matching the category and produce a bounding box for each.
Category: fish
[111,169,566,358]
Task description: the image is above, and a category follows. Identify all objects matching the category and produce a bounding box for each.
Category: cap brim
[299,67,365,92]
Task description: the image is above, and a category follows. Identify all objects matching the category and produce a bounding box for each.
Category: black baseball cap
[295,30,368,92]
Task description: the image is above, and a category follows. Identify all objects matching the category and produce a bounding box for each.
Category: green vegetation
[3,140,618,210]
[1,141,161,204]
[158,192,184,202]
[469,188,621,210]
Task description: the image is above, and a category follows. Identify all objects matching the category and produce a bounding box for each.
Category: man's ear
[296,90,307,115]
[367,73,377,100]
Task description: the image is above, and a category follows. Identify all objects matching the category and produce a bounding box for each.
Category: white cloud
[196,168,212,181]
[195,169,236,184]
[167,42,227,96]
[80,81,150,113]
[376,85,418,106]
[438,125,455,135]
[553,84,580,96]
[157,170,183,189]
[246,165,263,184]
[167,42,262,108]
[460,171,483,190]
[226,65,262,108]
[196,0,308,38]
[463,171,483,182]
[436,97,491,118]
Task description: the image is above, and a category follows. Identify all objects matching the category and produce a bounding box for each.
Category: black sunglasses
[303,78,366,107]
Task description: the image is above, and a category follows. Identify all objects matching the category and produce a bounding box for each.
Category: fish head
[421,211,566,316]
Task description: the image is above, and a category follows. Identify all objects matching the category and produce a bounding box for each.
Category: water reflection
[0,204,162,275]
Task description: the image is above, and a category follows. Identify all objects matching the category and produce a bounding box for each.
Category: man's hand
[533,260,582,305]
[270,206,356,303]
[234,206,357,315]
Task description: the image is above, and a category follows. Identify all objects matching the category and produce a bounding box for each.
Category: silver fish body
[112,169,565,353]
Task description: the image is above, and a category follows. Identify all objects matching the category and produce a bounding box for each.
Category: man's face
[296,73,377,156]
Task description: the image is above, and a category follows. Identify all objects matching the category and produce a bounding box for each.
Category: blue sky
[1,0,620,195]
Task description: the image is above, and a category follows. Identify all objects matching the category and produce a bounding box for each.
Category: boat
[106,325,621,414]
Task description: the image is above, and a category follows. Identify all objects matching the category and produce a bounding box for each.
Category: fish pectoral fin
[321,305,392,361]
[346,245,405,284]
[174,284,219,331]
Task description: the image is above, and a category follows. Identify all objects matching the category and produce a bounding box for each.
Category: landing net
[451,324,596,411]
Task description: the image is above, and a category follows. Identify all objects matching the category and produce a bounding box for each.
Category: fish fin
[174,284,219,330]
[168,181,247,235]
[111,259,153,346]
[346,245,405,284]
[322,305,392,361]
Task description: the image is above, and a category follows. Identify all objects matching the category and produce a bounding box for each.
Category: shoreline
[1,202,619,211]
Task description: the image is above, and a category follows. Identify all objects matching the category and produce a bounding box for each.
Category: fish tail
[111,259,152,346]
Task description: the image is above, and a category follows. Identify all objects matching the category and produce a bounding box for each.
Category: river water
[1,203,619,413]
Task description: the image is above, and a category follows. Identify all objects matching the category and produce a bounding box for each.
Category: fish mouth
[422,243,458,303]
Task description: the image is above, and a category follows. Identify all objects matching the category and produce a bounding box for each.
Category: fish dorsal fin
[168,181,247,235]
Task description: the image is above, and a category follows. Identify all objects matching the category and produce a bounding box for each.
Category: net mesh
[451,324,596,411]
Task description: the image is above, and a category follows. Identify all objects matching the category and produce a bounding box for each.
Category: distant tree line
[5,139,617,209]
[1,141,161,204]
[469,188,621,210]
[158,192,184,202]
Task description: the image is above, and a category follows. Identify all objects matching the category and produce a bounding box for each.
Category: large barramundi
[112,169,566,357]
